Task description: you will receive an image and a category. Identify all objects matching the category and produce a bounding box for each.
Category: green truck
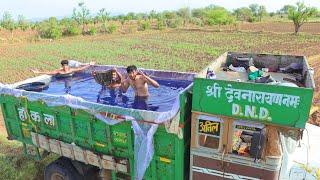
[0,52,315,180]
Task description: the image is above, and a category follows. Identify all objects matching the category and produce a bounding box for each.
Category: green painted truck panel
[0,87,192,180]
[192,78,313,129]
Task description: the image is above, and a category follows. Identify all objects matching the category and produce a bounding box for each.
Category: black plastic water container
[16,82,49,92]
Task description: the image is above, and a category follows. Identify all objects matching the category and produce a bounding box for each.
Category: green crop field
[0,28,320,179]
[1,29,320,83]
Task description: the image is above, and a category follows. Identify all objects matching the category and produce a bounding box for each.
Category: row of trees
[0,2,319,39]
[233,4,268,22]
[0,12,30,37]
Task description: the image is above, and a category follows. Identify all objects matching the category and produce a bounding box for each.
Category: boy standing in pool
[121,65,160,110]
[107,68,123,89]
[31,60,95,75]
[95,68,127,105]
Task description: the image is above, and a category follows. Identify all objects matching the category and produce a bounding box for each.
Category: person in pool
[121,65,160,110]
[31,60,95,76]
[92,67,123,89]
[102,68,126,105]
[107,68,123,89]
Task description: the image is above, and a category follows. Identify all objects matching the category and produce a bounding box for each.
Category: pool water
[41,73,192,112]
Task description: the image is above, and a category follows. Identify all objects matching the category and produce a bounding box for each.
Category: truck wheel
[44,157,83,180]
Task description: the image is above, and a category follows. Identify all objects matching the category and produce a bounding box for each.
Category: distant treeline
[0,2,319,39]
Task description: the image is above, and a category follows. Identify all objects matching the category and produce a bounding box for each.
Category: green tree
[167,18,182,28]
[1,12,16,38]
[138,20,151,31]
[204,7,234,26]
[156,19,165,30]
[88,26,97,35]
[38,17,62,39]
[288,2,317,34]
[107,23,117,34]
[279,5,296,15]
[97,8,109,24]
[190,17,204,26]
[63,20,81,36]
[30,22,39,31]
[257,5,268,21]
[95,8,109,31]
[136,13,148,20]
[125,12,135,21]
[149,10,157,20]
[162,11,177,28]
[177,7,191,26]
[317,9,320,17]
[192,8,206,19]
[72,2,90,34]
[249,4,259,17]
[17,15,29,31]
[163,11,177,19]
[269,12,276,17]
[59,17,72,27]
[234,7,254,22]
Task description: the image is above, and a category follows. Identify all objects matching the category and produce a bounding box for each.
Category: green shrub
[205,7,235,25]
[138,21,151,31]
[30,23,38,31]
[248,16,256,22]
[166,18,182,28]
[64,22,81,36]
[190,17,204,26]
[88,26,97,35]
[38,17,62,39]
[156,19,165,30]
[107,23,117,34]
[99,23,107,33]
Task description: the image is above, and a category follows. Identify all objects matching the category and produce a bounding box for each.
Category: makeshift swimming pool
[0,65,195,180]
[4,65,195,125]
[40,73,192,112]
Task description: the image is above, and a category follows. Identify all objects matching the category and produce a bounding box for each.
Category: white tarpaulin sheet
[289,123,320,180]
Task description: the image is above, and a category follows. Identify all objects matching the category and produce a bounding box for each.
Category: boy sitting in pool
[121,65,160,109]
[31,60,95,76]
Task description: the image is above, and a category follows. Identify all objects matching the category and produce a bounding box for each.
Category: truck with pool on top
[0,52,316,180]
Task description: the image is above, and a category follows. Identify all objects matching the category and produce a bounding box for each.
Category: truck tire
[44,157,83,180]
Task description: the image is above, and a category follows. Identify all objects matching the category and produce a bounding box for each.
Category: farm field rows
[1,29,320,82]
[238,22,320,34]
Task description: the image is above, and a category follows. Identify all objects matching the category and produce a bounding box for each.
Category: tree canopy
[288,2,317,34]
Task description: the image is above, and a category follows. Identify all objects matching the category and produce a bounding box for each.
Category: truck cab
[189,52,315,180]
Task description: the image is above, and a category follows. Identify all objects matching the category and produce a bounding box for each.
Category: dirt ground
[238,22,320,34]
[306,55,320,127]
[309,110,320,126]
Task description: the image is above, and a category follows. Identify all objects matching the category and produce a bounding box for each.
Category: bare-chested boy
[121,65,159,110]
[31,60,95,75]
[121,65,159,96]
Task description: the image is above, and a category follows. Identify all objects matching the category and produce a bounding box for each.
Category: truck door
[190,114,228,179]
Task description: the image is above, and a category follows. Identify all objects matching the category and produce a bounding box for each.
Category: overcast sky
[0,0,319,20]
